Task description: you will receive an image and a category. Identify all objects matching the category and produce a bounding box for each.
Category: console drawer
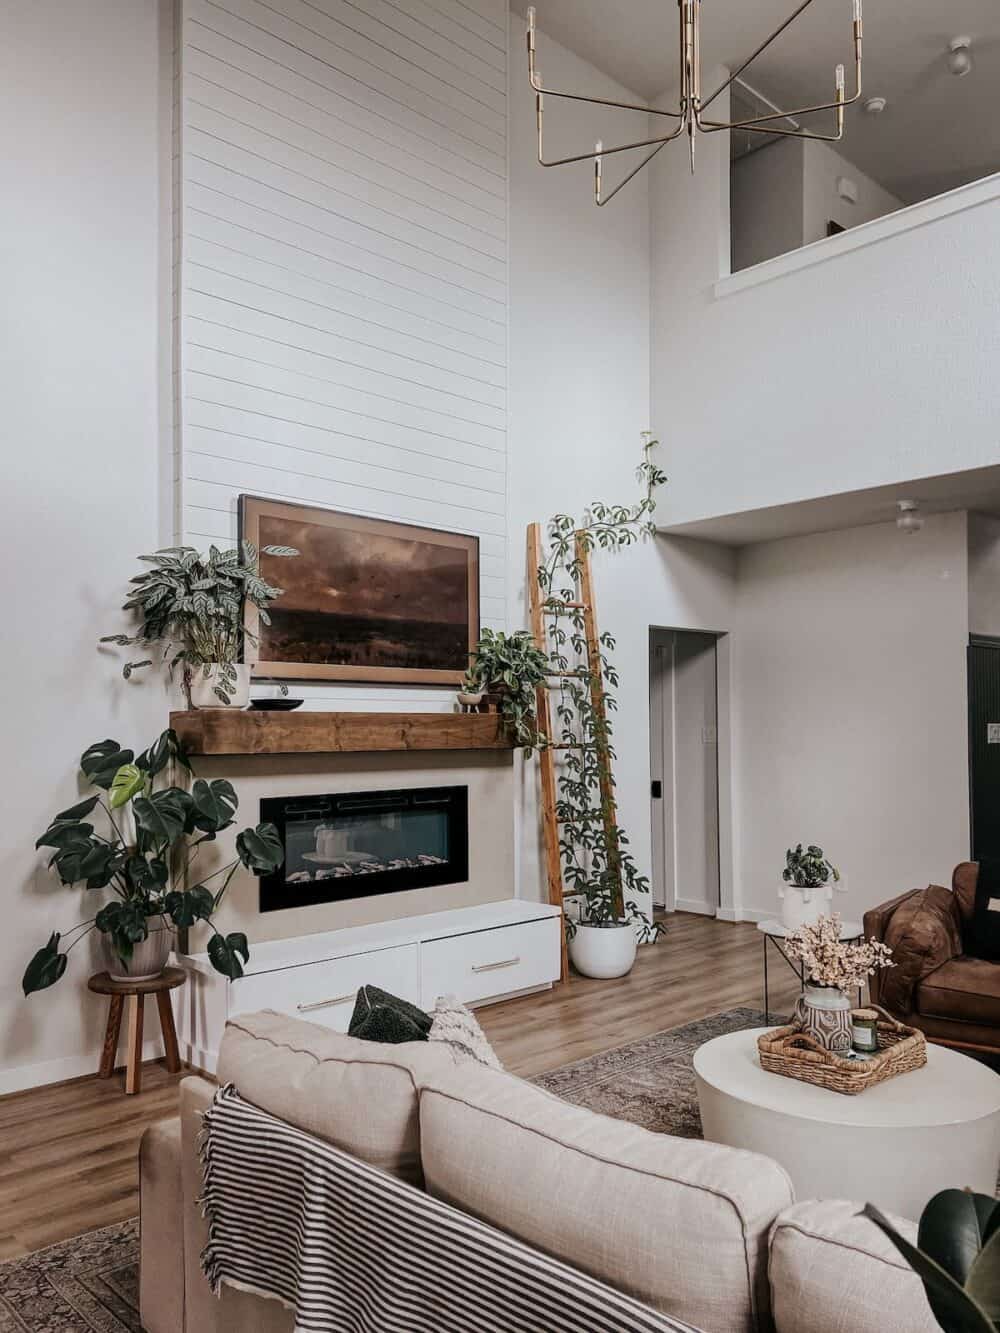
[419,917,560,1008]
[229,943,420,1032]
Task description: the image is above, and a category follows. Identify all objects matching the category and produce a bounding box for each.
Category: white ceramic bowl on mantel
[568,921,638,979]
[188,663,251,709]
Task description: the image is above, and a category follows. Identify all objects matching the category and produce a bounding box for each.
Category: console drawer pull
[297,993,355,1014]
[471,957,521,974]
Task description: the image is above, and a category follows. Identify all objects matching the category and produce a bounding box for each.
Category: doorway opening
[649,629,728,916]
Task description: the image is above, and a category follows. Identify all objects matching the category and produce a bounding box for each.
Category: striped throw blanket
[200,1085,700,1333]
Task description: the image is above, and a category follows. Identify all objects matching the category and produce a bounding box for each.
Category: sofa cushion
[880,885,962,1016]
[217,1009,460,1186]
[139,1118,185,1333]
[418,1060,793,1333]
[916,955,1000,1026]
[768,1200,938,1333]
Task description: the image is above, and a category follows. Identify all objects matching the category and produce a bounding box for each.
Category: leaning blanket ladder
[526,522,623,984]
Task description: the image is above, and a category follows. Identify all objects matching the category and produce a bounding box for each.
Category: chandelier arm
[538,126,688,170]
[696,69,861,131]
[699,0,822,115]
[699,117,845,145]
[529,74,683,122]
[596,137,675,208]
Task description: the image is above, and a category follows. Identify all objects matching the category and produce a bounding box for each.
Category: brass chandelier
[526,0,864,206]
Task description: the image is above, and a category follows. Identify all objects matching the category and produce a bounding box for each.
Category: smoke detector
[896,499,924,535]
[949,37,973,78]
[865,96,887,115]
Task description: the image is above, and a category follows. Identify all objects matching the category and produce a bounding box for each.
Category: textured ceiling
[513,0,1000,202]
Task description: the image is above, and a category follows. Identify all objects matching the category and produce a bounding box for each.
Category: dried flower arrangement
[785,914,894,993]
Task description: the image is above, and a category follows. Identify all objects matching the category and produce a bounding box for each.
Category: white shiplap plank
[184,16,506,187]
[177,0,508,703]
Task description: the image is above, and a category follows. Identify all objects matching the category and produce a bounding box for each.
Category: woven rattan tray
[758,1006,927,1095]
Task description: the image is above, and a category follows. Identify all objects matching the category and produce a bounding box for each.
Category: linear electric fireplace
[258,785,469,912]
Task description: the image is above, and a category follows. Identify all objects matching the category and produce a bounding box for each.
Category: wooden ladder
[526,523,623,983]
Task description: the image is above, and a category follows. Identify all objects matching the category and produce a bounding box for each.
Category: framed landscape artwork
[239,496,480,686]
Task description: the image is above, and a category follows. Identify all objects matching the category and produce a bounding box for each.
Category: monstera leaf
[236,823,283,874]
[22,934,67,995]
[208,931,250,980]
[864,1194,1000,1333]
[80,739,135,790]
[164,886,215,928]
[136,728,192,778]
[190,779,238,835]
[133,788,191,849]
[109,762,145,810]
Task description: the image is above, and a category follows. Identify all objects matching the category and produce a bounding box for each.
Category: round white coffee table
[694,1028,1000,1220]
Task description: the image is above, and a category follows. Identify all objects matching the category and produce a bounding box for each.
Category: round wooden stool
[88,966,186,1095]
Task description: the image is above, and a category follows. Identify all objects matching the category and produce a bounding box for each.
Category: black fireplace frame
[258,785,469,913]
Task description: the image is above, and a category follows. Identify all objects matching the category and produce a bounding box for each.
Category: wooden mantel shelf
[170,709,514,756]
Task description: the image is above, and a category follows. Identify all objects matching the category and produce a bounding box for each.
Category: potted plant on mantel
[100,541,297,709]
[22,728,284,994]
[463,628,551,753]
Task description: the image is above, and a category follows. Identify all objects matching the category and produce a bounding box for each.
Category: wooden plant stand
[88,966,186,1095]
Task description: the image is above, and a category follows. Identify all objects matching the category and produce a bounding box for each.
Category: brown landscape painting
[241,497,480,684]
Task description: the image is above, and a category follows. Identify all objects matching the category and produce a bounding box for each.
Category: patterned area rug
[0,1007,764,1331]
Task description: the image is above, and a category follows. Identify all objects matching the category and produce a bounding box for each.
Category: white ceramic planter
[778,881,824,931]
[568,922,638,979]
[101,921,174,982]
[188,663,251,709]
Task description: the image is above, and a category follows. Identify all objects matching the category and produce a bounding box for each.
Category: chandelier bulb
[853,0,862,20]
[836,63,845,91]
[527,6,536,30]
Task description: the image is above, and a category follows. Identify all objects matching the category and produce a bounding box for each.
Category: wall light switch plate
[988,723,1000,745]
[702,725,718,744]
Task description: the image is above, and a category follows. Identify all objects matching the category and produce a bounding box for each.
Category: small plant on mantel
[22,728,284,995]
[464,629,551,753]
[100,541,297,706]
[536,432,668,976]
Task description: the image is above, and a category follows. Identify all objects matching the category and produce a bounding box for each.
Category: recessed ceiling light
[896,499,924,534]
[949,37,973,78]
[864,96,887,115]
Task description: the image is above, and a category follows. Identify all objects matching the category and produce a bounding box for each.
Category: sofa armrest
[769,1200,938,1333]
[140,1117,185,1333]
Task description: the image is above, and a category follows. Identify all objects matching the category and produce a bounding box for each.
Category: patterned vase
[793,984,852,1054]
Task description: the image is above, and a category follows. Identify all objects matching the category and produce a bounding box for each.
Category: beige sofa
[140,1011,939,1333]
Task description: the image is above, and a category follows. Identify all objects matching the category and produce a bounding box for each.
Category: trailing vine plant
[537,432,667,942]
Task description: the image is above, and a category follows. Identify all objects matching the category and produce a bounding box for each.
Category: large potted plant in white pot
[537,433,667,979]
[100,541,297,708]
[22,728,284,992]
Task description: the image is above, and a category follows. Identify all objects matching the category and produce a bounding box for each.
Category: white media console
[175,899,562,1072]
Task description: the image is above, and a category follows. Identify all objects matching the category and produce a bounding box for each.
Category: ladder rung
[545,669,589,678]
[543,600,589,611]
[548,742,596,751]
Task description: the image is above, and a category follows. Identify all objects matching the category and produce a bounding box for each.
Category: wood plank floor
[0,914,798,1260]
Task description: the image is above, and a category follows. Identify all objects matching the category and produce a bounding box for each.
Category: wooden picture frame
[239,496,480,687]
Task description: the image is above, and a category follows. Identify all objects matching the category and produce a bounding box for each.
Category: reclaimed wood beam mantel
[170,711,513,756]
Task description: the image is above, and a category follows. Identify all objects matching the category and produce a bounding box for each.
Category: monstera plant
[23,729,283,993]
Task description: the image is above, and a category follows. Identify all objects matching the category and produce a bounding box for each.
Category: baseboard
[674,898,718,916]
[0,1037,166,1096]
[181,1041,218,1077]
[716,906,773,924]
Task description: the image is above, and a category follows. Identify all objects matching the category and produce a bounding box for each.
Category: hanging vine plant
[537,432,668,943]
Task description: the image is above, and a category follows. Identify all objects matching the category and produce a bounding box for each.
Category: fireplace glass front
[258,785,469,912]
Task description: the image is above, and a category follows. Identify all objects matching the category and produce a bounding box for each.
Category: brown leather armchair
[865,863,1000,1055]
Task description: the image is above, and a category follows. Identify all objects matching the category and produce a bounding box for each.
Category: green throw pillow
[348,985,433,1045]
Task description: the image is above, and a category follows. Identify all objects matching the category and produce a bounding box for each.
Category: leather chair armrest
[864,889,925,1007]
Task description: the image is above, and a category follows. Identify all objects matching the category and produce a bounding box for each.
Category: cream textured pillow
[428,996,502,1069]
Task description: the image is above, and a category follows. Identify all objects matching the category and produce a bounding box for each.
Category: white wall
[802,140,902,246]
[734,512,970,924]
[968,512,1000,638]
[650,92,1000,528]
[732,139,806,272]
[174,0,509,711]
[0,0,172,1092]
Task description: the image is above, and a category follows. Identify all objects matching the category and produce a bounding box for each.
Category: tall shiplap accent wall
[175,0,508,706]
